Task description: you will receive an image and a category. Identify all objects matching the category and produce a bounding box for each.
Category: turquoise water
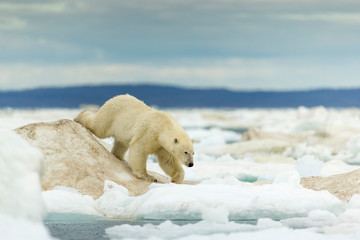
[45,219,201,240]
[44,214,200,240]
[44,214,257,240]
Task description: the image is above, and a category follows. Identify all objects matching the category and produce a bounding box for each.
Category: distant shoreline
[1,84,360,108]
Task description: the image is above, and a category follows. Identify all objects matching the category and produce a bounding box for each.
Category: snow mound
[301,169,360,201]
[15,119,173,199]
[0,129,53,239]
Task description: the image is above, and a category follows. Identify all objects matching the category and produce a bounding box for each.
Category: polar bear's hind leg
[112,140,128,161]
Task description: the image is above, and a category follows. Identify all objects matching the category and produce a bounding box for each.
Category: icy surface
[106,220,360,240]
[0,129,54,239]
[3,107,360,239]
[295,155,323,178]
[93,179,343,221]
[42,186,102,216]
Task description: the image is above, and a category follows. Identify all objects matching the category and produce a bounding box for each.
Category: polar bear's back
[108,94,151,112]
[97,94,152,142]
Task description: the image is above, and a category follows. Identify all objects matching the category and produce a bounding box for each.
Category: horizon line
[2,83,360,93]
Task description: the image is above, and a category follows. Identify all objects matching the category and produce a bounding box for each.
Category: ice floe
[2,107,360,239]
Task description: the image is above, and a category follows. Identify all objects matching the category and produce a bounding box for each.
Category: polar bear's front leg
[170,168,185,184]
[129,145,157,182]
[157,151,185,184]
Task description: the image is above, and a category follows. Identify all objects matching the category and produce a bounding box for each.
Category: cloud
[0,2,68,13]
[1,58,360,91]
[0,0,360,91]
[279,13,360,24]
[0,17,27,30]
[0,61,263,90]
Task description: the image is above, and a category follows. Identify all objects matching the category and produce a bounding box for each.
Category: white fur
[74,94,194,183]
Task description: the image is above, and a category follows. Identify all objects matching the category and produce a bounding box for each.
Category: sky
[1,0,360,91]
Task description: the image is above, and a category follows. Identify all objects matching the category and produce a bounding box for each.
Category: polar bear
[74,94,194,183]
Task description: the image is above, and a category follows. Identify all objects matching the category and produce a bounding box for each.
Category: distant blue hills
[1,84,360,108]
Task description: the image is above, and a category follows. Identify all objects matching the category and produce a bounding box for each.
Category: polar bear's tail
[74,110,96,133]
[75,108,115,139]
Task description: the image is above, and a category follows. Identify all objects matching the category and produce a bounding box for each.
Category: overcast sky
[1,0,360,91]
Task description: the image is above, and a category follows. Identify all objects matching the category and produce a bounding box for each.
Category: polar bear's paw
[133,171,158,182]
[171,174,184,184]
[143,174,158,183]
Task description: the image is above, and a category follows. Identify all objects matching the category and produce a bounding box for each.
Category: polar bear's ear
[174,138,178,144]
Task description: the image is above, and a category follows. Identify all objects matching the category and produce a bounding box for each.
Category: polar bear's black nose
[188,162,194,167]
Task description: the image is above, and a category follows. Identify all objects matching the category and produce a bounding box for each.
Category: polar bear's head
[172,136,194,167]
[158,121,194,167]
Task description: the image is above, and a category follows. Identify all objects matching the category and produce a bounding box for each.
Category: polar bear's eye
[184,152,188,155]
[174,138,178,144]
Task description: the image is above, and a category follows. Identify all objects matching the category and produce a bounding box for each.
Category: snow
[0,129,54,239]
[105,220,360,240]
[3,106,360,239]
[295,155,323,177]
[92,179,344,221]
[42,186,103,216]
[106,220,256,240]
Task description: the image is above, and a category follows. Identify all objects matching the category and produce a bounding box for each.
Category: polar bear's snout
[186,155,194,167]
[183,150,194,167]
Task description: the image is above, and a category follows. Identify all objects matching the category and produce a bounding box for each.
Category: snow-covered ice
[105,219,360,240]
[2,107,360,239]
[0,129,54,240]
[95,177,344,221]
